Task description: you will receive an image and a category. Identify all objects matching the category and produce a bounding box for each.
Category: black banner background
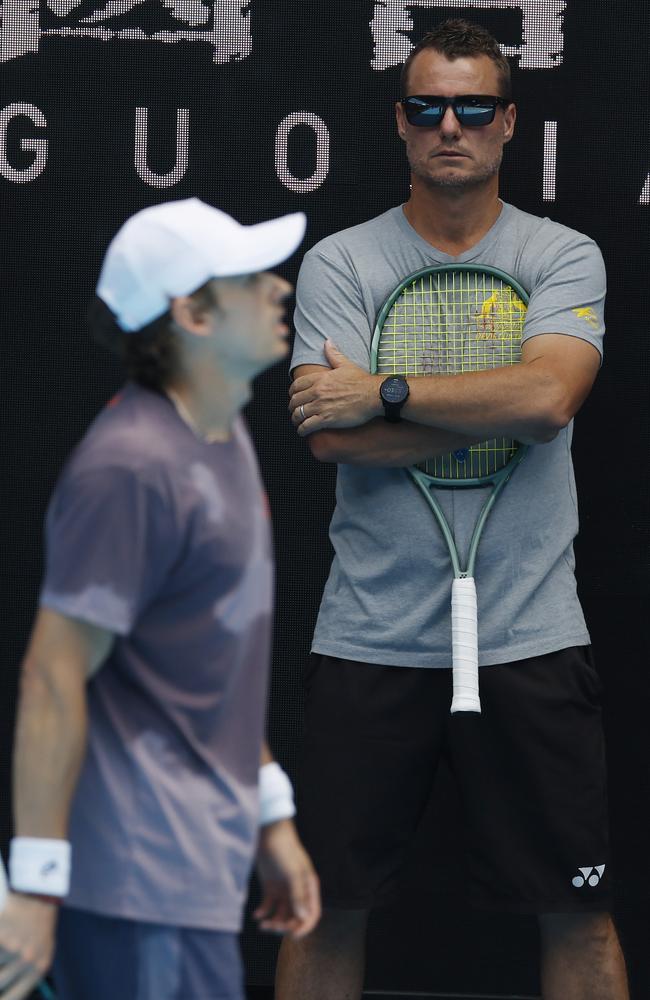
[1,1,649,994]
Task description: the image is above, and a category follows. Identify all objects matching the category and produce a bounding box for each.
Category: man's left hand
[254,819,321,939]
[289,342,381,435]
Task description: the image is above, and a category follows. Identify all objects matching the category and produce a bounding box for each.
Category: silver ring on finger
[300,405,306,421]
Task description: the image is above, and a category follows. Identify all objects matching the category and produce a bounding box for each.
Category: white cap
[97,198,307,331]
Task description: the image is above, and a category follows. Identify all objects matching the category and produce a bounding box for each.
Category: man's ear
[395,101,408,142]
[170,296,213,337]
[503,102,516,145]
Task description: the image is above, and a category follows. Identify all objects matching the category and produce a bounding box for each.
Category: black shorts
[296,647,611,914]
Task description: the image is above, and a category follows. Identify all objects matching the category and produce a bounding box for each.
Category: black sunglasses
[401,95,510,127]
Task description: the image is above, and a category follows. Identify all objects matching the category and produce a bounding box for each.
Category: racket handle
[450,577,481,714]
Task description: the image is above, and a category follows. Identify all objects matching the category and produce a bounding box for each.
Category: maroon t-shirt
[40,383,273,930]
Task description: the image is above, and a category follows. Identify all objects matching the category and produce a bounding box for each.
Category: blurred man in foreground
[0,198,320,1000]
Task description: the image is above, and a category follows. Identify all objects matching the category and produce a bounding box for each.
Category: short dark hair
[88,281,219,393]
[400,19,512,101]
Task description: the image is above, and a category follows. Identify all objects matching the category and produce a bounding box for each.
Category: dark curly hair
[88,282,219,392]
[400,19,512,101]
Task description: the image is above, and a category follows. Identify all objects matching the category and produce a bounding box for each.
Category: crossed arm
[289,335,601,465]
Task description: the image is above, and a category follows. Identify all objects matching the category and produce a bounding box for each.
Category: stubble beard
[410,148,503,190]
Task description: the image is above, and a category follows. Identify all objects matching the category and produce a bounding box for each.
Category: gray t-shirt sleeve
[522,233,606,358]
[291,248,373,373]
[40,466,174,636]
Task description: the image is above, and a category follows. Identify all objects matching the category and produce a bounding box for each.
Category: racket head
[372,264,529,486]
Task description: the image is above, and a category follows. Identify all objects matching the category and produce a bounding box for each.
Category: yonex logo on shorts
[40,861,59,877]
[572,864,605,888]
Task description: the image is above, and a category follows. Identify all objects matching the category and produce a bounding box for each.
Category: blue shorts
[53,907,245,1000]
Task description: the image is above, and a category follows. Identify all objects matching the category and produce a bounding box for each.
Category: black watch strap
[384,403,403,423]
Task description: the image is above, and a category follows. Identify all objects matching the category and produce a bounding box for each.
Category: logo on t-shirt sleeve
[571,307,599,330]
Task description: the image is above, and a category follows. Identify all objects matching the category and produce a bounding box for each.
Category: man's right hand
[254,818,321,939]
[0,893,57,999]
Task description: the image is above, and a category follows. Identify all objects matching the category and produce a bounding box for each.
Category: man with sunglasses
[277,18,628,1000]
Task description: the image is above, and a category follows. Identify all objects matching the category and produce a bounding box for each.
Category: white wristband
[258,762,296,826]
[9,837,71,897]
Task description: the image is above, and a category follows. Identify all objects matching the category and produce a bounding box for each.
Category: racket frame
[370,264,530,711]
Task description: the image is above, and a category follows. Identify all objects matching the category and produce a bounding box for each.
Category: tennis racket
[371,264,529,713]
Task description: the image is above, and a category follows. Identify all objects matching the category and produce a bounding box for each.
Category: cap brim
[212,212,307,276]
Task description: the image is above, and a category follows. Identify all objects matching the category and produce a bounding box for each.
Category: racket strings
[376,270,526,481]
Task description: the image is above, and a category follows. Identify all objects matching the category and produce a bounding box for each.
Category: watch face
[381,377,408,404]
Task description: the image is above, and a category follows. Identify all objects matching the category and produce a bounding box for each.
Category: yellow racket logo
[476,287,526,340]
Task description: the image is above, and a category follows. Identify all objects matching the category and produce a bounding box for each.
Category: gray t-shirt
[40,383,273,930]
[291,202,606,668]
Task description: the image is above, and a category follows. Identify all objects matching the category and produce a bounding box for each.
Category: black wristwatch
[379,375,409,423]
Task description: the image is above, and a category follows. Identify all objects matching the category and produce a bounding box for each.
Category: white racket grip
[450,577,481,714]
